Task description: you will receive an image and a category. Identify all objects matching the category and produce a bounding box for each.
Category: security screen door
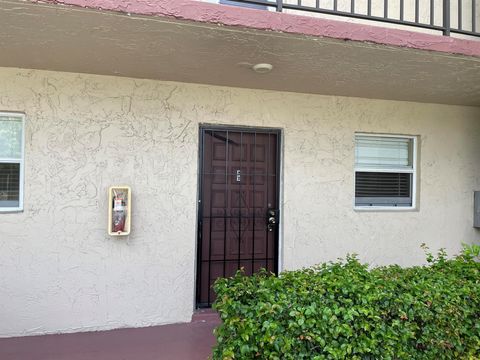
[196,127,280,307]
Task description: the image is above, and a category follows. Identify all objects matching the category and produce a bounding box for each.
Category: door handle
[267,209,278,232]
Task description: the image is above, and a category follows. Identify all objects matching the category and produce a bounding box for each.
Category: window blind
[355,135,412,169]
[0,116,23,159]
[0,114,23,210]
[0,163,20,207]
[355,172,411,197]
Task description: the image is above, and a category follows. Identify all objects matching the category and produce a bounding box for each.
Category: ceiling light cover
[252,63,273,74]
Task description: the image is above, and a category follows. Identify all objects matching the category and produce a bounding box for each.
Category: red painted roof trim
[33,0,480,57]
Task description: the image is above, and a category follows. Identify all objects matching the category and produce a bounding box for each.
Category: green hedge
[212,248,480,359]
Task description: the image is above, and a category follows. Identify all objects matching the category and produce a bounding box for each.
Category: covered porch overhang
[1,0,479,105]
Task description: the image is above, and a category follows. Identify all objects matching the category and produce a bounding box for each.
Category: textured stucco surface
[2,0,480,106]
[0,67,479,337]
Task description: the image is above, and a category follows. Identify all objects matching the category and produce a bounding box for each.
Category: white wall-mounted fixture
[252,63,273,74]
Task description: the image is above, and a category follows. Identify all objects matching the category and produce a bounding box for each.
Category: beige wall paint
[0,67,479,337]
[3,1,480,108]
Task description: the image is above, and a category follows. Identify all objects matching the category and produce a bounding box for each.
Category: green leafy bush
[212,249,480,360]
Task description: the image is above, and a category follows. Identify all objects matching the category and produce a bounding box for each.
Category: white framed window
[354,133,417,210]
[0,112,25,212]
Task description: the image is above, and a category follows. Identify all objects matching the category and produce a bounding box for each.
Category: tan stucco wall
[0,67,479,337]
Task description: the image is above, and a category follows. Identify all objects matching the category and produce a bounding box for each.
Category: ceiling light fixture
[252,63,273,74]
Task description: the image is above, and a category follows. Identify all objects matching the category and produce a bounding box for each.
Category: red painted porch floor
[0,310,220,360]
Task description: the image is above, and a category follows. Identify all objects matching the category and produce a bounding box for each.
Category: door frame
[195,124,283,308]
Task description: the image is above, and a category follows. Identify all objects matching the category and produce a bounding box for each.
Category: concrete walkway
[0,311,220,360]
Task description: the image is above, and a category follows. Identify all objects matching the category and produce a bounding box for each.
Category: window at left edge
[0,112,25,212]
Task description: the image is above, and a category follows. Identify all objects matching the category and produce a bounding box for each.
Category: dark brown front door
[196,126,280,307]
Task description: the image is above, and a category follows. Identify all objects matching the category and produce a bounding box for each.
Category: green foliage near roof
[212,247,480,359]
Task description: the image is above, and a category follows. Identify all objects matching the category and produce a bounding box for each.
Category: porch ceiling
[1,0,479,106]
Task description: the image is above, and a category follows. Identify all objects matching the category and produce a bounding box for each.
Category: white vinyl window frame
[0,112,25,213]
[354,133,417,211]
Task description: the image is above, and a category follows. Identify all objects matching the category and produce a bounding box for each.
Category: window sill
[0,208,24,213]
[354,206,417,212]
